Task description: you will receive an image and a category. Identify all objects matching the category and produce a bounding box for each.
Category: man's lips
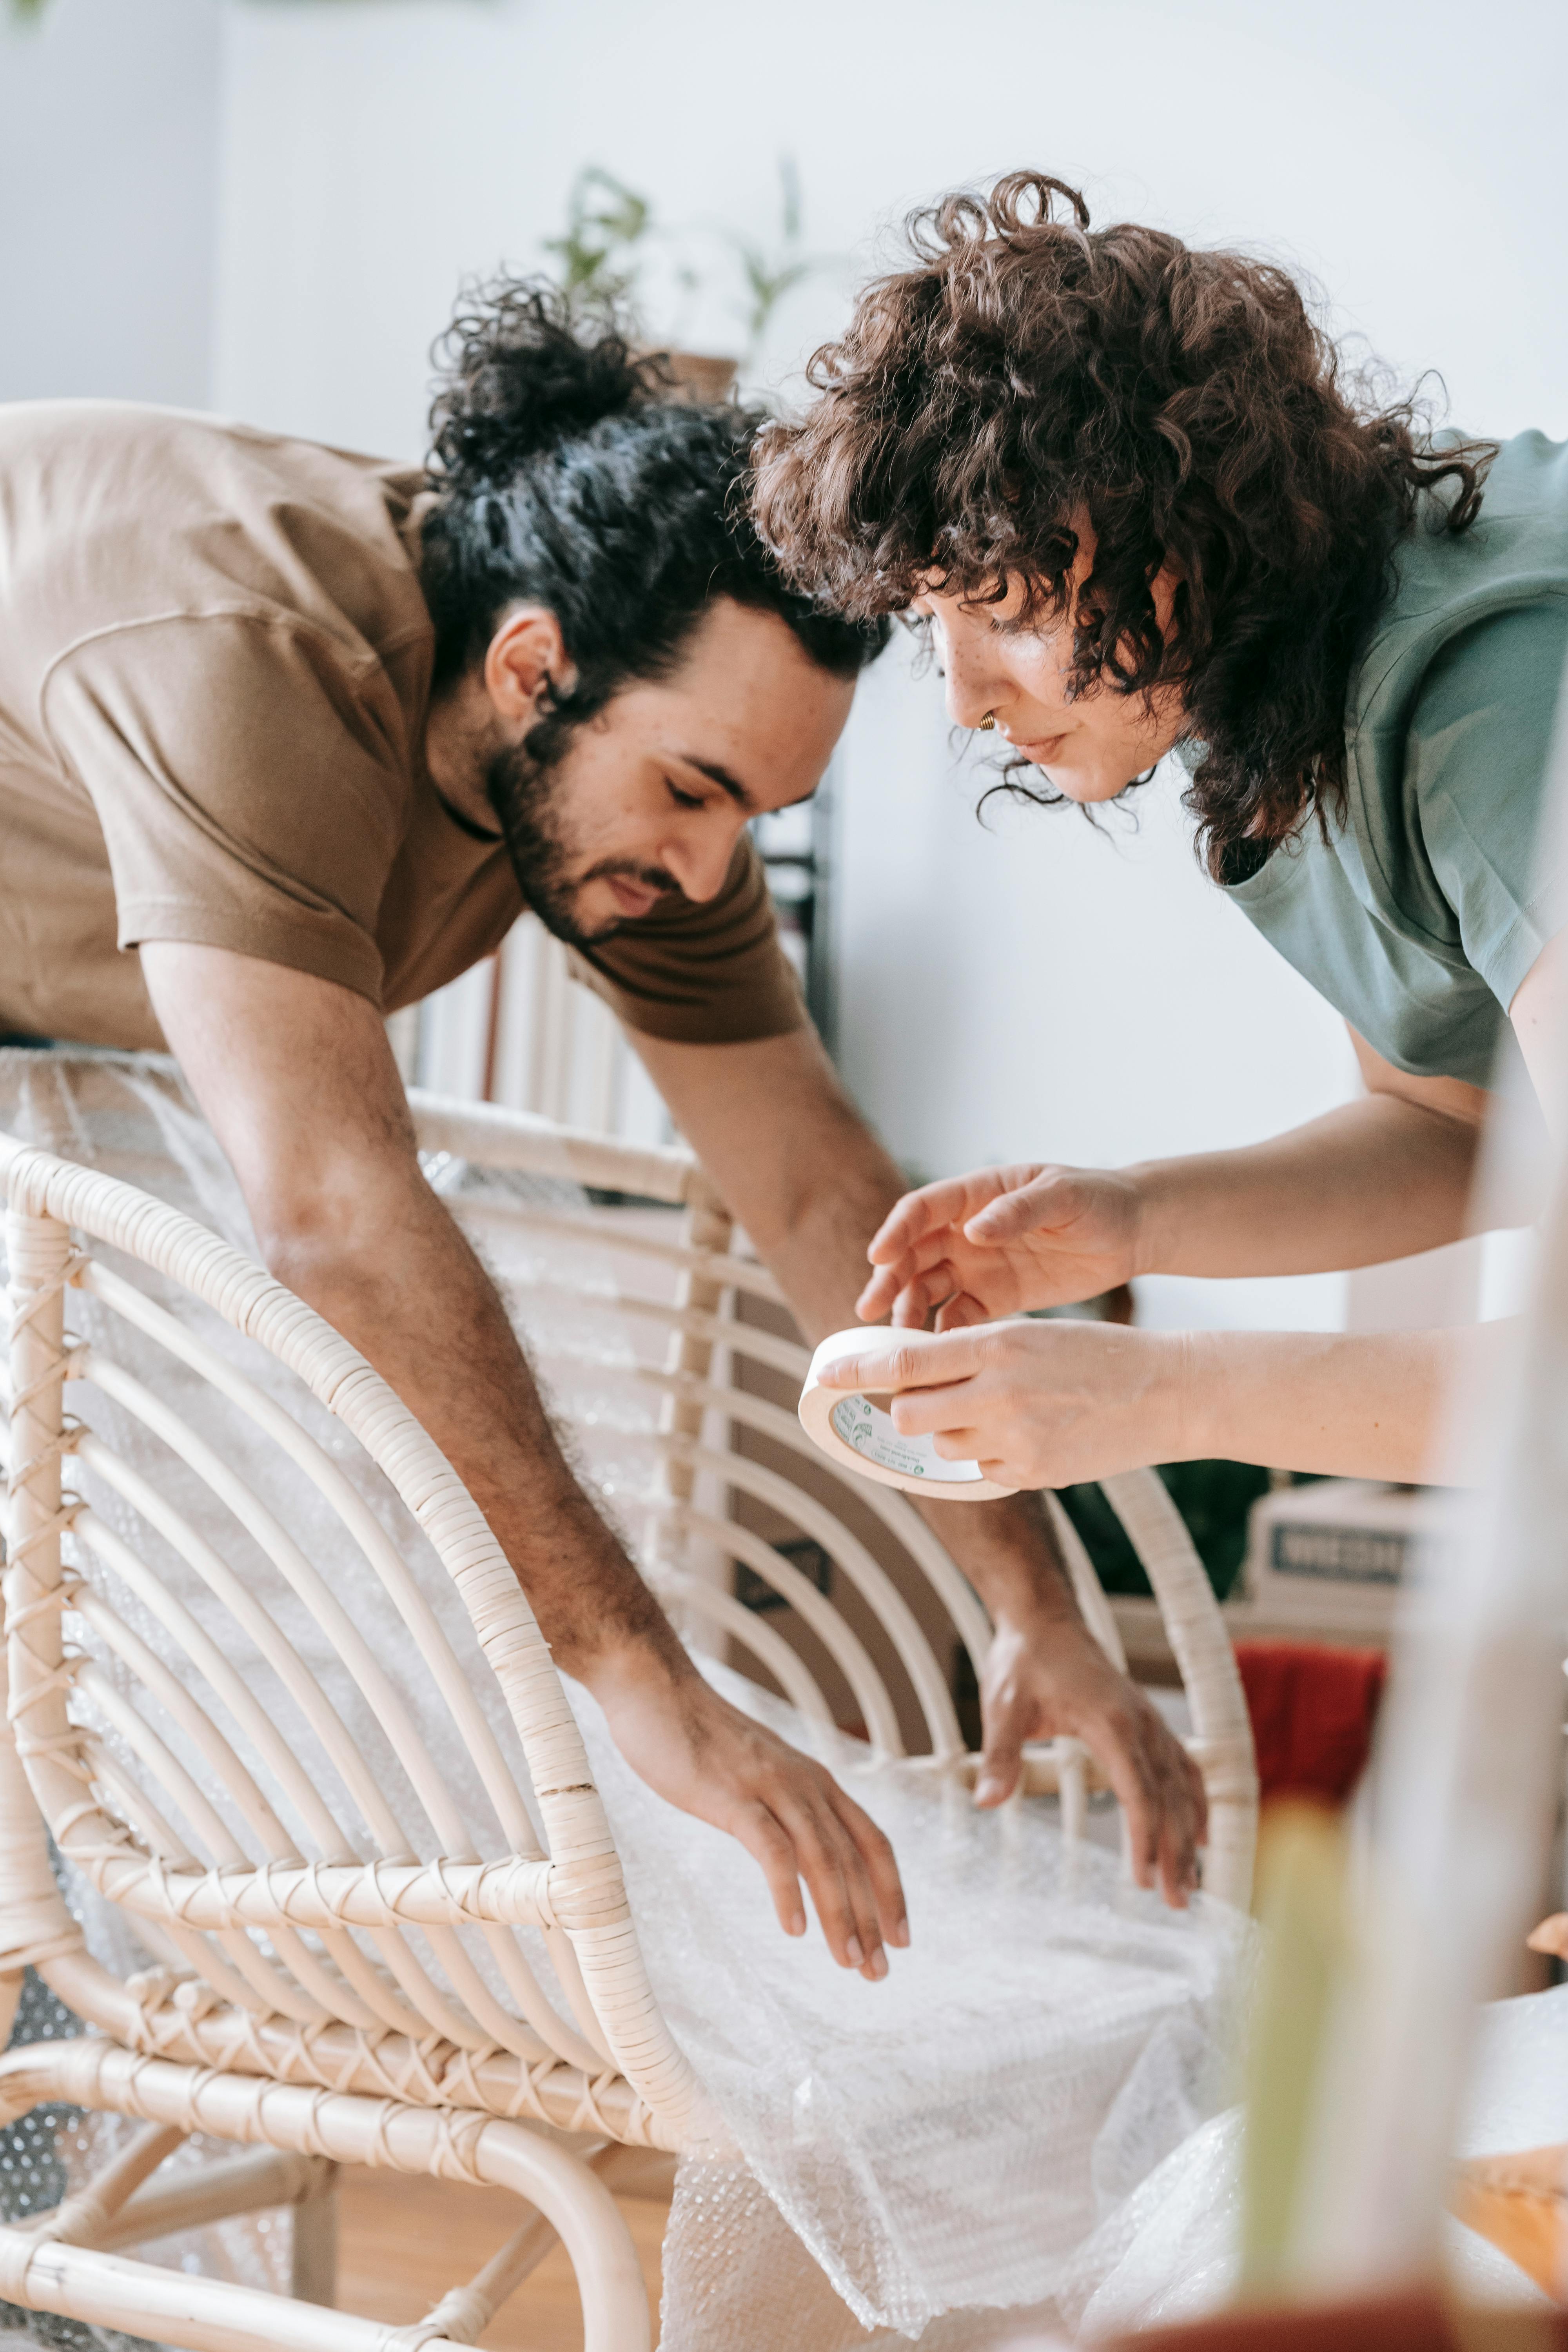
[604,875,663,918]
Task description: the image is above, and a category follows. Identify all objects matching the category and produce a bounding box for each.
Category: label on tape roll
[828,1393,989,1486]
[797,1328,1018,1501]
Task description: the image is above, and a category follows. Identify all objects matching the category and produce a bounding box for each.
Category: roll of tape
[797,1327,1018,1501]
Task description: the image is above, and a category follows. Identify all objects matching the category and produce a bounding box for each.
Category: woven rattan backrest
[0,1132,701,2141]
[408,1090,1258,1909]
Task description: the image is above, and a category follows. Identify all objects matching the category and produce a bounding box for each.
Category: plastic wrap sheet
[0,1050,1252,2350]
[1059,1984,1568,2337]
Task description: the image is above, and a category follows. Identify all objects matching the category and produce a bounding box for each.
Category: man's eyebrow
[679,755,757,811]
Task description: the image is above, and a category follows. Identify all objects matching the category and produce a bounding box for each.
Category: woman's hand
[817,1319,1192,1492]
[857,1162,1148,1328]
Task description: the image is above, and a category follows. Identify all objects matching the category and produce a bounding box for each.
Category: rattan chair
[0,1094,1257,2352]
[411,1089,1259,1911]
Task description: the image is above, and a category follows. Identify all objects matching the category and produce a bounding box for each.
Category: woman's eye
[666,781,705,811]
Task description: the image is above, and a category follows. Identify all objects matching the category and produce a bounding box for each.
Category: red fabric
[1233,1640,1387,1806]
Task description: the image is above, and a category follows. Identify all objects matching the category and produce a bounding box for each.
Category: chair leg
[0,2042,653,2352]
[290,2162,339,2309]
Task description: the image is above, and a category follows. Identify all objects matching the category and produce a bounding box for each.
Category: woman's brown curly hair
[750,172,1494,882]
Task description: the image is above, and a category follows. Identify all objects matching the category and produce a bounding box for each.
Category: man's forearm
[639,1029,1084,1622]
[1131,1093,1485,1280]
[268,1167,685,1685]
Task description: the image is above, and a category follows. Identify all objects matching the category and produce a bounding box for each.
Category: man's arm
[140,942,906,1978]
[633,1024,1207,1907]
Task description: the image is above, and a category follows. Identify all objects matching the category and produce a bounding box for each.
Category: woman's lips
[1008,733,1069,764]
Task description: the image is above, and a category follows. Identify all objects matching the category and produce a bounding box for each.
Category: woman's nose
[944,642,1005,731]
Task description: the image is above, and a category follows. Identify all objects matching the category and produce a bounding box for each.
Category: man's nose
[661,821,742,904]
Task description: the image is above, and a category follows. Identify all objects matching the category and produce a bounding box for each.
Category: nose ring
[978,711,996,732]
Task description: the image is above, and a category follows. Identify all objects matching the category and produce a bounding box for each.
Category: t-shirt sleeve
[566,835,807,1043]
[1407,601,1568,1013]
[42,614,413,1003]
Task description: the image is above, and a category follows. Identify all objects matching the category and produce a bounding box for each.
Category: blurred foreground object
[1103,2287,1568,2348]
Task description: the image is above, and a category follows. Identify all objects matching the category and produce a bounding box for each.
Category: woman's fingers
[857,1234,968,1321]
[814,1326,985,1395]
[889,1261,964,1327]
[933,1289,989,1331]
[967,1171,1074,1241]
[866,1171,1016,1265]
[888,1376,986,1438]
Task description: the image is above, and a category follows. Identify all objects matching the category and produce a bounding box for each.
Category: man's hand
[975,1605,1206,1908]
[858,1162,1146,1328]
[593,1649,907,1976]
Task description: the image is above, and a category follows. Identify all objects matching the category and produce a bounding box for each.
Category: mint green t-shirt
[1222,431,1568,1087]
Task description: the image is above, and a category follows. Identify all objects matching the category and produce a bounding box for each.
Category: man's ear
[483,606,579,727]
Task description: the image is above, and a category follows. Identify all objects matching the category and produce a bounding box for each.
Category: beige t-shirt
[0,400,805,1051]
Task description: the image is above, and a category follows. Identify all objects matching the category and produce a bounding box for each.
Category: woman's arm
[860,1035,1495,1328]
[815,1315,1511,1488]
[834,957,1568,1488]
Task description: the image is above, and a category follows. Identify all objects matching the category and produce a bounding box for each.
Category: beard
[486,735,679,951]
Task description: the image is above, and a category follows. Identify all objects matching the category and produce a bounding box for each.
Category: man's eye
[666,781,706,811]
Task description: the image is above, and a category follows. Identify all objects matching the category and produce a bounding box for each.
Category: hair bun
[427,278,656,492]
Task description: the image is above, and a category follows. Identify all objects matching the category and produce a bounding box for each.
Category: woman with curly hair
[753,171,1568,1489]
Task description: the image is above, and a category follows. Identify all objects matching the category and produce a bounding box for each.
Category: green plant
[541,165,654,317]
[726,156,831,363]
[539,155,836,372]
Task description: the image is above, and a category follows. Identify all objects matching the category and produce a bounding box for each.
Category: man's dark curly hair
[749,172,1494,882]
[419,277,887,748]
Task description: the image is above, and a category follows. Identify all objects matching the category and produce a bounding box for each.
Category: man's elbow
[247,1156,416,1301]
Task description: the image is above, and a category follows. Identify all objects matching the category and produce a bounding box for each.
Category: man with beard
[0,285,1204,1970]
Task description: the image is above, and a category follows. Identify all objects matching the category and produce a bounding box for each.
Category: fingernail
[846,1935,865,1967]
[893,1917,911,1948]
[974,1776,1002,1806]
[790,1912,806,1936]
[869,1948,889,1981]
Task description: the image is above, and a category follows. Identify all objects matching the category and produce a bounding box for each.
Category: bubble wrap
[0,1051,1252,2349]
[1057,1985,1568,2336]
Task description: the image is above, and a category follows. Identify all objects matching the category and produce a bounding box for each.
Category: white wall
[0,0,222,408]
[211,0,1567,1328]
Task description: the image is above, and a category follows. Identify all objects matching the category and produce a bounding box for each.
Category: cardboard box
[1242,1478,1449,1634]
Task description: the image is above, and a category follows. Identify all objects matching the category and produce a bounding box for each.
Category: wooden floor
[336,2164,671,2349]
